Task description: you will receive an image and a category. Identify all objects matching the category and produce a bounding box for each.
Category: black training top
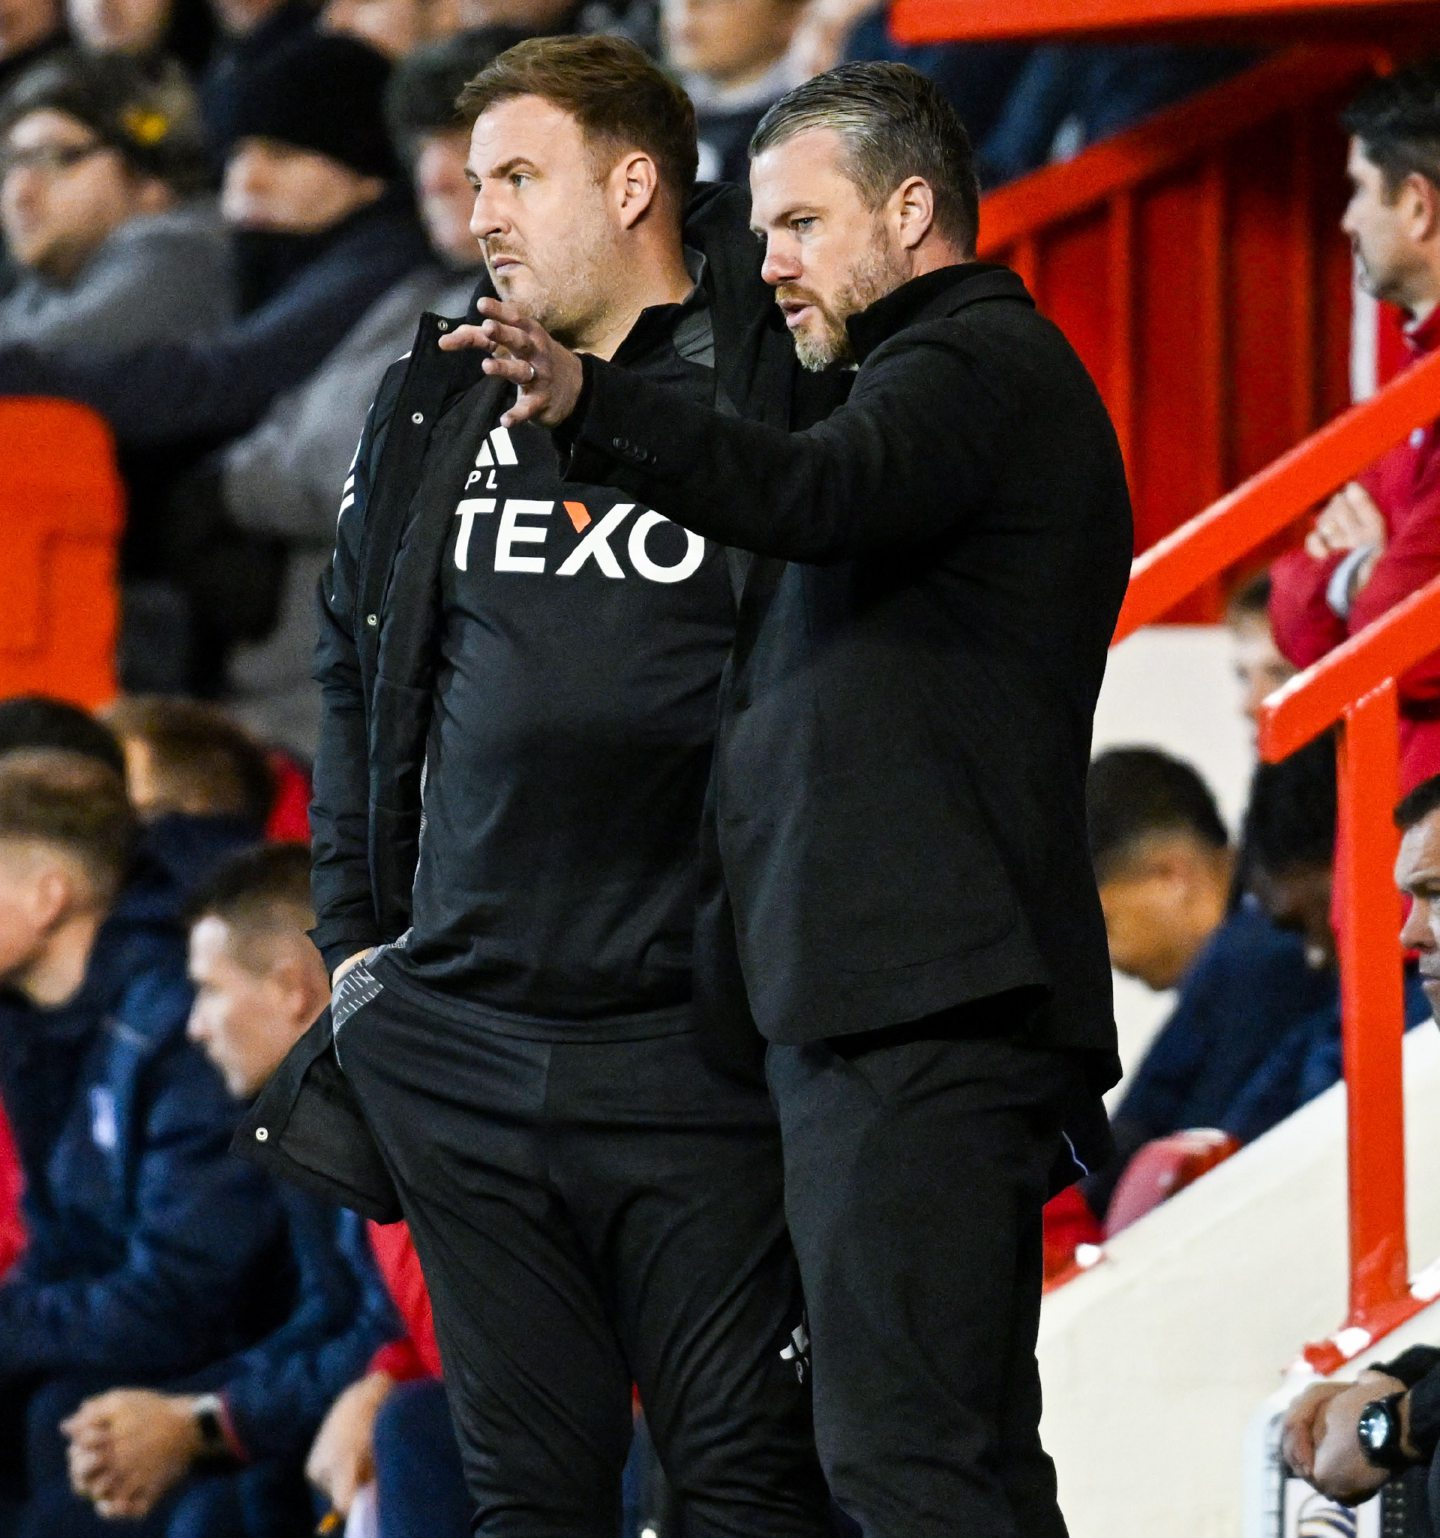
[375,279,735,1040]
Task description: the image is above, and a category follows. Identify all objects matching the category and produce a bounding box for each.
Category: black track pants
[335,976,831,1538]
[768,1009,1079,1538]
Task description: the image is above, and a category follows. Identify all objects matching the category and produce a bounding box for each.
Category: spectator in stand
[661,0,803,184]
[1272,60,1440,795]
[1227,570,1297,740]
[457,0,655,57]
[0,32,425,446]
[0,0,65,98]
[0,34,427,689]
[0,52,228,348]
[197,0,310,159]
[102,696,275,892]
[1080,748,1335,1221]
[0,751,285,1536]
[321,0,460,60]
[0,699,131,1295]
[165,845,466,1535]
[52,843,396,1538]
[784,0,1029,169]
[166,28,505,752]
[64,0,215,118]
[1282,773,1440,1514]
[1223,736,1428,1146]
[978,44,1251,185]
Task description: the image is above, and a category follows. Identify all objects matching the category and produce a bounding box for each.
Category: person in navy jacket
[0,750,286,1534]
[54,842,397,1538]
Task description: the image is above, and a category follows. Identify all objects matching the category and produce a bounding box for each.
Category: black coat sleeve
[564,323,1017,564]
[309,364,402,975]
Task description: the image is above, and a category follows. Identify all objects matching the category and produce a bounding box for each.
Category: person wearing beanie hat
[0,48,231,347]
[223,30,399,194]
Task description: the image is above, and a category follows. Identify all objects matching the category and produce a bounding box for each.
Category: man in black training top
[247,33,836,1538]
[444,60,1134,1538]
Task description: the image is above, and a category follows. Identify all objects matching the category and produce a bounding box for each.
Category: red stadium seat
[0,398,123,708]
[1105,1129,1241,1238]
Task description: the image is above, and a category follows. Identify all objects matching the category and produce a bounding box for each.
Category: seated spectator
[48,843,396,1538]
[0,750,285,1536]
[978,44,1250,186]
[457,0,654,57]
[785,0,1029,169]
[0,32,427,452]
[0,698,130,1287]
[102,696,276,889]
[1082,747,1334,1219]
[198,0,310,159]
[166,28,504,751]
[1227,570,1296,740]
[0,0,65,99]
[0,51,228,348]
[1282,773,1440,1516]
[322,0,461,61]
[64,0,214,116]
[661,0,803,184]
[1223,736,1427,1145]
[1272,60,1440,794]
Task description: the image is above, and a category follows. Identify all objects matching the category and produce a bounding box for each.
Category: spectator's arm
[1219,1016,1317,1146]
[4,223,234,353]
[220,1212,399,1464]
[0,222,417,452]
[310,371,403,974]
[0,1020,284,1381]
[1269,545,1347,670]
[1347,485,1440,706]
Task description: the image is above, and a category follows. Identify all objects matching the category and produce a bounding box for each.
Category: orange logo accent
[563,501,592,533]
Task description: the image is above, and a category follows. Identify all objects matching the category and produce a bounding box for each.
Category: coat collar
[846,262,1033,365]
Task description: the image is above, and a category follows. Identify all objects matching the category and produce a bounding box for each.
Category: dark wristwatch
[192,1394,230,1463]
[1357,1392,1411,1472]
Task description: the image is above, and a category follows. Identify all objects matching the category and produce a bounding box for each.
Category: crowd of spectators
[0,0,1248,758]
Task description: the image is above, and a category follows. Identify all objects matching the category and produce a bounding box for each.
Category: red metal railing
[976,47,1367,613]
[1111,343,1440,1371]
[891,0,1440,46]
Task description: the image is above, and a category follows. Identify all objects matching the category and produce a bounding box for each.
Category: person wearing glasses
[0,50,229,347]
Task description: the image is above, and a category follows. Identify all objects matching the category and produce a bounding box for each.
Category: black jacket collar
[846,262,1032,365]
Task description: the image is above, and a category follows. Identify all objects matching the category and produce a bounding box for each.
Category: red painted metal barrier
[977,47,1368,615]
[1101,328,1440,1368]
[892,0,1440,45]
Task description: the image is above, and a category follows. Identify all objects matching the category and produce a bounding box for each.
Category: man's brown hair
[186,842,315,975]
[102,697,275,827]
[456,34,698,210]
[0,750,135,905]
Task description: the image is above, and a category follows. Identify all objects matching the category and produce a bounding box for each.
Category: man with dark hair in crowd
[443,56,1130,1538]
[170,27,513,752]
[248,32,837,1537]
[1227,571,1296,739]
[50,842,397,1538]
[1224,737,1428,1146]
[1272,59,1440,794]
[0,750,285,1536]
[1282,771,1440,1517]
[1081,747,1333,1220]
[0,50,227,347]
[661,0,805,184]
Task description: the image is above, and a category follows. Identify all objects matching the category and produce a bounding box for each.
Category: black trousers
[336,975,831,1538]
[767,1006,1078,1538]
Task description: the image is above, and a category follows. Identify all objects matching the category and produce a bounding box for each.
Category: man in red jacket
[1271,60,1440,792]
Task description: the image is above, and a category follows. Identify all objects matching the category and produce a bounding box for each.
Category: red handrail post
[1334,684,1409,1341]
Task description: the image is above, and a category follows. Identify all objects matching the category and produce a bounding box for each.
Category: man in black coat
[443,60,1134,1538]
[246,34,836,1538]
